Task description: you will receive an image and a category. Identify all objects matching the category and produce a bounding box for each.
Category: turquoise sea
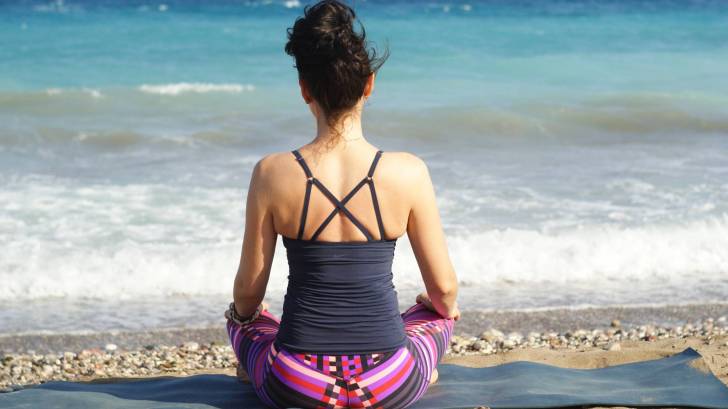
[1,0,728,335]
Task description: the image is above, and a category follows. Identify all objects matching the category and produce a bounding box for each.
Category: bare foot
[236,363,250,383]
[429,368,438,385]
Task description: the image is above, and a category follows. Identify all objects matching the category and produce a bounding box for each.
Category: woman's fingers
[416,292,438,313]
[418,292,461,320]
[416,292,431,304]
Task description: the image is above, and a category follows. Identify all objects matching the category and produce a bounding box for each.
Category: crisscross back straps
[291,149,387,241]
[309,178,373,241]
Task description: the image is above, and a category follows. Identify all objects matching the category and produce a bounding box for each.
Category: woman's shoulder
[250,151,298,179]
[375,151,434,214]
[378,150,431,183]
[381,150,428,169]
[244,152,299,201]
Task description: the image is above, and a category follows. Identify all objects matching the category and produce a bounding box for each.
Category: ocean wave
[41,87,103,98]
[82,88,103,98]
[0,127,282,150]
[367,99,728,140]
[444,217,728,284]
[0,84,254,109]
[1,88,726,138]
[138,83,255,95]
[1,201,727,301]
[32,0,79,13]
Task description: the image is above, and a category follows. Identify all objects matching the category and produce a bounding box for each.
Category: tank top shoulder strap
[366,150,386,240]
[292,150,314,240]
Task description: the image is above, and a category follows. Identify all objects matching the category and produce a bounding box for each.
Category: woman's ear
[299,78,312,104]
[363,73,375,99]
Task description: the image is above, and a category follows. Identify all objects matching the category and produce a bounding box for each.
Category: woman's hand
[415,292,434,311]
[416,292,460,320]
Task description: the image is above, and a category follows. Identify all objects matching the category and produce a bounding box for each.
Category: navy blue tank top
[275,149,407,354]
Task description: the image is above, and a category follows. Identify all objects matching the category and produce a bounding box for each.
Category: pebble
[479,329,503,342]
[607,342,622,352]
[506,332,523,343]
[611,319,621,328]
[41,365,54,377]
[104,344,118,352]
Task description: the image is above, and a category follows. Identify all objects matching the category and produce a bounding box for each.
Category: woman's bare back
[260,143,421,243]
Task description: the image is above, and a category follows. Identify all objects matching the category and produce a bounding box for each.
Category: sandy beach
[3,306,727,397]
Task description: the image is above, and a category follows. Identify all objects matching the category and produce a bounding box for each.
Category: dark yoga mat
[2,348,727,409]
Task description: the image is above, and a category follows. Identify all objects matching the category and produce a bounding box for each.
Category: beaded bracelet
[225,302,262,326]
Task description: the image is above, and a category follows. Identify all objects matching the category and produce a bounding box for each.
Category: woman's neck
[312,111,365,149]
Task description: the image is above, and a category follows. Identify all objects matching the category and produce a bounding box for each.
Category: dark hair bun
[285,0,388,124]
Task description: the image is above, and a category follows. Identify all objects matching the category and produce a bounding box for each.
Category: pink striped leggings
[226,303,454,409]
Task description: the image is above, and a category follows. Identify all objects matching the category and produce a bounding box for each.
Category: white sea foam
[2,173,727,301]
[33,0,75,13]
[445,219,728,284]
[138,83,255,95]
[41,87,102,98]
[82,88,103,98]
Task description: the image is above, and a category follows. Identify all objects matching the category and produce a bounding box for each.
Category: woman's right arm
[405,155,460,320]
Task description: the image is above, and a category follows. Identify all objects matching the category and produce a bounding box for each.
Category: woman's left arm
[232,158,277,318]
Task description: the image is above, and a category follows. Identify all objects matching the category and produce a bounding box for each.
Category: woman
[226,1,459,408]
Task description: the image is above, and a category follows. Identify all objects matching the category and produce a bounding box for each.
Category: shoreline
[1,303,726,355]
[2,304,728,392]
